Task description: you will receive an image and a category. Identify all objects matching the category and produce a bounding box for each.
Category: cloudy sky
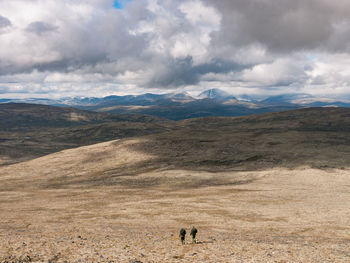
[1,0,350,99]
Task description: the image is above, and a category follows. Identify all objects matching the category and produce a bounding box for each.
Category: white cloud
[302,53,350,96]
[179,0,220,27]
[130,0,220,63]
[241,57,308,87]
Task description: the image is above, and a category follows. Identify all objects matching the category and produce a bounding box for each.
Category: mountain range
[2,89,350,120]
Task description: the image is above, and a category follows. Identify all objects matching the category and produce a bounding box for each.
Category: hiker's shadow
[190,240,215,245]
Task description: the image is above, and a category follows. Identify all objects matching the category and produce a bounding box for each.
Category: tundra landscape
[1,106,350,262]
[3,0,350,262]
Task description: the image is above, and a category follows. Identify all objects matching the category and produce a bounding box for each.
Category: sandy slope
[1,138,350,262]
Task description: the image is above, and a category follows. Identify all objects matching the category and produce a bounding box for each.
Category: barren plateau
[1,107,350,262]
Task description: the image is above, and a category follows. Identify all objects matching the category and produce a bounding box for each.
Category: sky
[1,0,350,99]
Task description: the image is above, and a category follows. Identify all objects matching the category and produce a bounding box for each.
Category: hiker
[190,226,198,243]
[179,228,186,244]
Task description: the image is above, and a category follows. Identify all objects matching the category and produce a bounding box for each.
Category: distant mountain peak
[166,92,193,100]
[198,88,236,100]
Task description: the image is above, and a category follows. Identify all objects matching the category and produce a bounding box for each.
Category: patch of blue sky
[113,0,133,9]
[306,54,317,62]
[113,1,122,9]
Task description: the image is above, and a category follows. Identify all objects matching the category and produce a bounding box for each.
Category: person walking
[179,228,186,244]
[190,226,198,243]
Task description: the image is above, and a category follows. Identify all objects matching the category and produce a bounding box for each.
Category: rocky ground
[1,225,350,263]
[1,154,350,262]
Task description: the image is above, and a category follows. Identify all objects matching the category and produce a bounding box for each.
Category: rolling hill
[0,103,173,165]
[1,107,350,262]
[2,105,350,174]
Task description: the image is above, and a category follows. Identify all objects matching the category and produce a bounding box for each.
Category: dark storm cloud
[150,57,198,87]
[150,57,249,87]
[26,21,58,35]
[0,15,11,28]
[195,58,248,76]
[205,0,350,52]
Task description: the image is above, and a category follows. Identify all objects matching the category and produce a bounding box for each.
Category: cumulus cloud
[205,0,350,52]
[240,57,309,87]
[1,0,350,98]
[26,21,58,35]
[0,15,11,28]
[148,56,248,87]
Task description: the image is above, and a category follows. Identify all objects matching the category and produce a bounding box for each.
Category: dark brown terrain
[0,103,173,166]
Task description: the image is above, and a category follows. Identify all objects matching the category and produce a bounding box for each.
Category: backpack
[179,228,186,236]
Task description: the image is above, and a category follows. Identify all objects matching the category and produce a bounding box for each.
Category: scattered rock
[47,254,60,263]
